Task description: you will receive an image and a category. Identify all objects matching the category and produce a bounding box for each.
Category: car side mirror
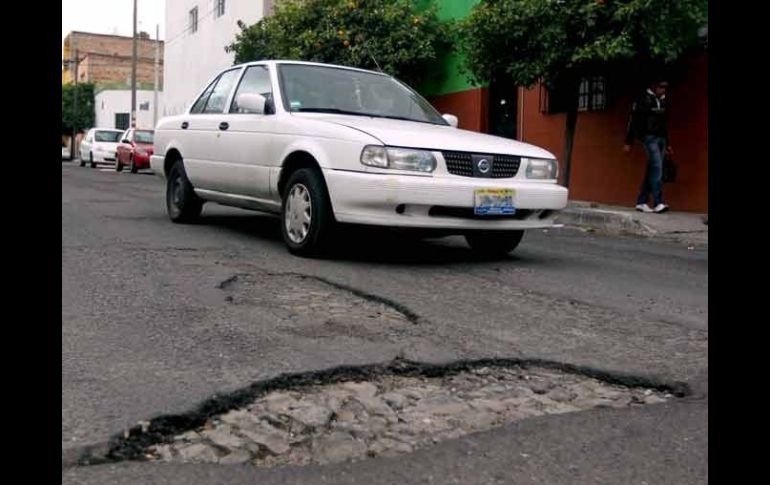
[442,114,459,128]
[236,93,267,114]
[122,139,130,143]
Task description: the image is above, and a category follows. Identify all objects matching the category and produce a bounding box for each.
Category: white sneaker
[653,203,669,213]
[635,204,653,213]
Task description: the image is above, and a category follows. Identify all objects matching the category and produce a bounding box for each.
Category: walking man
[624,78,671,213]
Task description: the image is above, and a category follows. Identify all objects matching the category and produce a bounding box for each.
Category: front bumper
[323,169,568,230]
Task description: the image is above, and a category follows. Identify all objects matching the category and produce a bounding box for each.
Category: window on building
[230,66,274,114]
[139,101,150,111]
[540,75,609,113]
[215,0,226,18]
[115,113,130,130]
[577,76,606,112]
[189,7,198,33]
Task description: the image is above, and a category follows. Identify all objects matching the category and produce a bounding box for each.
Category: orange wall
[429,88,488,132]
[521,53,708,212]
[426,53,707,212]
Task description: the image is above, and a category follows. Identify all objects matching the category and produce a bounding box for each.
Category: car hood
[293,113,556,159]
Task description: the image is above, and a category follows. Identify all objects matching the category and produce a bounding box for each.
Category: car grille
[441,151,521,178]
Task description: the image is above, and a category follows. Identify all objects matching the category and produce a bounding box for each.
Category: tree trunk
[561,78,580,189]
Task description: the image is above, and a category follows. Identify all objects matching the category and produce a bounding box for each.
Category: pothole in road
[135,362,677,467]
[215,272,421,331]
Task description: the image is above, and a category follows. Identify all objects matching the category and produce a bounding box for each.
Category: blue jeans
[637,135,666,206]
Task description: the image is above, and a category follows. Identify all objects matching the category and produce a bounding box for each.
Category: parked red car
[116,129,154,173]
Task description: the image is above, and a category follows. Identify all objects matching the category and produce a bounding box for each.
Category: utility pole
[153,23,159,128]
[131,0,138,128]
[71,45,79,161]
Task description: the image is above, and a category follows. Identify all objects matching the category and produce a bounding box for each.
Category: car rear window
[95,131,122,142]
[134,131,154,144]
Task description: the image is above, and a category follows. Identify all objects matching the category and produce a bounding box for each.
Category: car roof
[234,60,390,77]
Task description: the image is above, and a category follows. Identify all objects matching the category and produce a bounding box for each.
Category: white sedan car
[79,128,123,168]
[151,61,568,256]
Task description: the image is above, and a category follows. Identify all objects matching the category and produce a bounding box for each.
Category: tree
[459,0,707,188]
[225,0,451,87]
[62,83,95,136]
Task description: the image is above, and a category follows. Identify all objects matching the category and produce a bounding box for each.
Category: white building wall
[95,90,165,130]
[163,0,266,116]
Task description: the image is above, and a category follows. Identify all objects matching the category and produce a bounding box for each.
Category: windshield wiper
[295,108,370,116]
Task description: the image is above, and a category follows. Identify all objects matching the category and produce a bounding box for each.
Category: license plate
[474,189,516,215]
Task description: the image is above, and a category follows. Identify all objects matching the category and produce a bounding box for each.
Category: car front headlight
[360,146,436,173]
[524,158,558,179]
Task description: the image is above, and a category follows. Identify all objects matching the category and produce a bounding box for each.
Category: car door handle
[181,121,189,129]
[219,122,229,131]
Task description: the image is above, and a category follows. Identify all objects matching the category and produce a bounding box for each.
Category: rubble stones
[147,366,672,468]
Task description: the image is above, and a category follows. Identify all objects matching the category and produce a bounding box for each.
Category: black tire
[166,160,203,223]
[280,168,334,256]
[79,153,85,167]
[129,156,138,174]
[464,230,525,257]
[89,153,97,168]
[115,157,124,172]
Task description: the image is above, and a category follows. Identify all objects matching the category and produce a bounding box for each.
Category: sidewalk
[554,201,708,247]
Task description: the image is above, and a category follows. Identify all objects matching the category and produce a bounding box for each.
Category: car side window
[200,69,241,114]
[229,66,274,114]
[190,79,218,114]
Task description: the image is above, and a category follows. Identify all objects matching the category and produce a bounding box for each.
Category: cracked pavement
[62,164,707,483]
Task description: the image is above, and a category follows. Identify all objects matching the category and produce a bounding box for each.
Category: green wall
[417,0,484,97]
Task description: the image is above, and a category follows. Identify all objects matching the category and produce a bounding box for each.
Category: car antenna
[364,41,383,73]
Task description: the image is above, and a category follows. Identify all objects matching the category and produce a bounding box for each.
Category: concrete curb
[554,208,658,237]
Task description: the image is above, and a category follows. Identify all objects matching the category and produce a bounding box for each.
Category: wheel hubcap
[285,184,312,244]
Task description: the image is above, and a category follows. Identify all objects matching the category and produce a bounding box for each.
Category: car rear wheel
[464,230,525,257]
[166,160,203,223]
[281,168,334,257]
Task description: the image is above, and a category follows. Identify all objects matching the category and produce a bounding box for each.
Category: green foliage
[460,0,708,88]
[225,0,452,86]
[62,83,95,135]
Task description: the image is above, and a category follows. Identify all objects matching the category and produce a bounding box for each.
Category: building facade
[95,89,164,130]
[62,31,164,88]
[418,0,708,213]
[163,0,272,116]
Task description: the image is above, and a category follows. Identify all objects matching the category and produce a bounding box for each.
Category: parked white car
[151,61,568,256]
[79,128,124,168]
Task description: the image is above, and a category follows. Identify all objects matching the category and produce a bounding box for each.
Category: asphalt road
[62,162,708,483]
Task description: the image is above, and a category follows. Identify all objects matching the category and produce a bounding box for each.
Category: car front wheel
[281,168,334,257]
[464,230,525,257]
[115,156,124,172]
[166,160,203,223]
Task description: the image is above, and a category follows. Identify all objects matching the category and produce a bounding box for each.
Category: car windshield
[278,64,448,126]
[134,131,154,144]
[95,131,122,142]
